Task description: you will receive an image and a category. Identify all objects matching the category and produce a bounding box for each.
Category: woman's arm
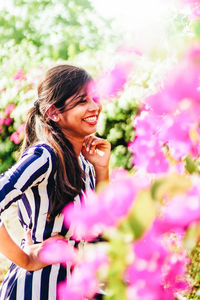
[82,136,111,185]
[0,224,47,271]
[0,145,53,270]
[0,224,29,269]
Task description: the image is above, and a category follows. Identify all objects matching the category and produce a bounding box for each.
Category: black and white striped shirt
[0,142,95,300]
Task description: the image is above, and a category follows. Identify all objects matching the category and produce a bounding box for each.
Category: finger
[83,135,94,152]
[25,229,33,246]
[87,138,102,154]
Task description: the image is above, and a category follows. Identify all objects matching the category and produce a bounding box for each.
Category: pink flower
[153,186,200,234]
[110,168,129,180]
[0,118,5,126]
[161,112,194,159]
[39,238,77,265]
[13,69,27,81]
[133,227,167,265]
[57,281,83,300]
[126,227,190,300]
[4,117,13,126]
[146,89,179,115]
[17,123,25,134]
[4,104,15,116]
[126,230,168,300]
[63,176,136,241]
[10,124,25,144]
[147,64,200,115]
[10,132,21,144]
[129,111,169,173]
[130,137,169,174]
[87,62,132,102]
[117,45,143,56]
[57,252,108,300]
[164,255,190,292]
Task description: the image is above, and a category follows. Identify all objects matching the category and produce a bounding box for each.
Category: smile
[82,115,98,124]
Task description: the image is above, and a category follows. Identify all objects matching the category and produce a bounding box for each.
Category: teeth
[84,116,97,122]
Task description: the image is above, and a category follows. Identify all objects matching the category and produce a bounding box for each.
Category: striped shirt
[0,142,95,300]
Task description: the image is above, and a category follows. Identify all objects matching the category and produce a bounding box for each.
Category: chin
[82,129,97,137]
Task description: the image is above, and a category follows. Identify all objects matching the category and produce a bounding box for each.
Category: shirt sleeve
[0,145,52,225]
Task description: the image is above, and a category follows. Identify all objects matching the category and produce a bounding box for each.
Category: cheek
[98,103,102,113]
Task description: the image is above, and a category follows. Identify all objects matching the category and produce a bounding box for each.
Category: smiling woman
[0,64,110,300]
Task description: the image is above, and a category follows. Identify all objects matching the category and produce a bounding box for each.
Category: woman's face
[57,89,102,139]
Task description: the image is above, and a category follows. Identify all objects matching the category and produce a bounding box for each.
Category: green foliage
[0,42,52,172]
[194,19,200,38]
[151,173,191,202]
[97,98,138,170]
[185,156,200,175]
[0,0,113,60]
[104,230,132,300]
[186,242,200,299]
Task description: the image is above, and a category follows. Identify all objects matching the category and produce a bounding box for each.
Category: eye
[77,97,87,104]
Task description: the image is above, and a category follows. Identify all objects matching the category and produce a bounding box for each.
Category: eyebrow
[74,93,87,100]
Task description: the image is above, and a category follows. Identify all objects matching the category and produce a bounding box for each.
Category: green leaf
[121,190,156,240]
[151,173,191,202]
[194,19,200,38]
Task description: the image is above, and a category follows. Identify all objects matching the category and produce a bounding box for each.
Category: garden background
[0,0,200,299]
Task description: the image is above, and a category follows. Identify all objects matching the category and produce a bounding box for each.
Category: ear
[45,105,60,122]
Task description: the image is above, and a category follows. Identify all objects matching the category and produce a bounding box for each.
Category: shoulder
[21,142,56,162]
[18,142,56,176]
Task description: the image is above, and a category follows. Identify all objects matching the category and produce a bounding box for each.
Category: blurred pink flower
[0,118,5,126]
[63,177,136,241]
[164,255,190,292]
[146,89,179,115]
[87,62,132,102]
[4,104,15,116]
[130,137,169,174]
[127,284,173,300]
[13,69,27,81]
[4,117,13,126]
[147,64,200,115]
[110,168,129,180]
[39,238,77,265]
[153,186,200,233]
[17,123,25,134]
[57,281,83,300]
[126,227,189,300]
[126,230,168,300]
[57,252,108,300]
[117,45,143,56]
[129,111,169,173]
[182,0,200,4]
[10,132,21,144]
[133,227,167,265]
[161,112,194,159]
[10,124,25,144]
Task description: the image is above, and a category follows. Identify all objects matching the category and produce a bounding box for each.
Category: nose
[88,98,102,112]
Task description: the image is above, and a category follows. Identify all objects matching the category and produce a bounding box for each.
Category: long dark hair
[20,65,92,219]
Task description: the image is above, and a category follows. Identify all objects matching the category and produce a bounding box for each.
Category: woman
[0,65,110,299]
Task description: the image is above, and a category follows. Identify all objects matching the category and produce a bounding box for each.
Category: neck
[62,130,84,157]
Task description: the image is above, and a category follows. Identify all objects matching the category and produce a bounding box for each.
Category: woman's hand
[24,230,65,271]
[82,136,111,183]
[82,136,111,169]
[23,230,48,271]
